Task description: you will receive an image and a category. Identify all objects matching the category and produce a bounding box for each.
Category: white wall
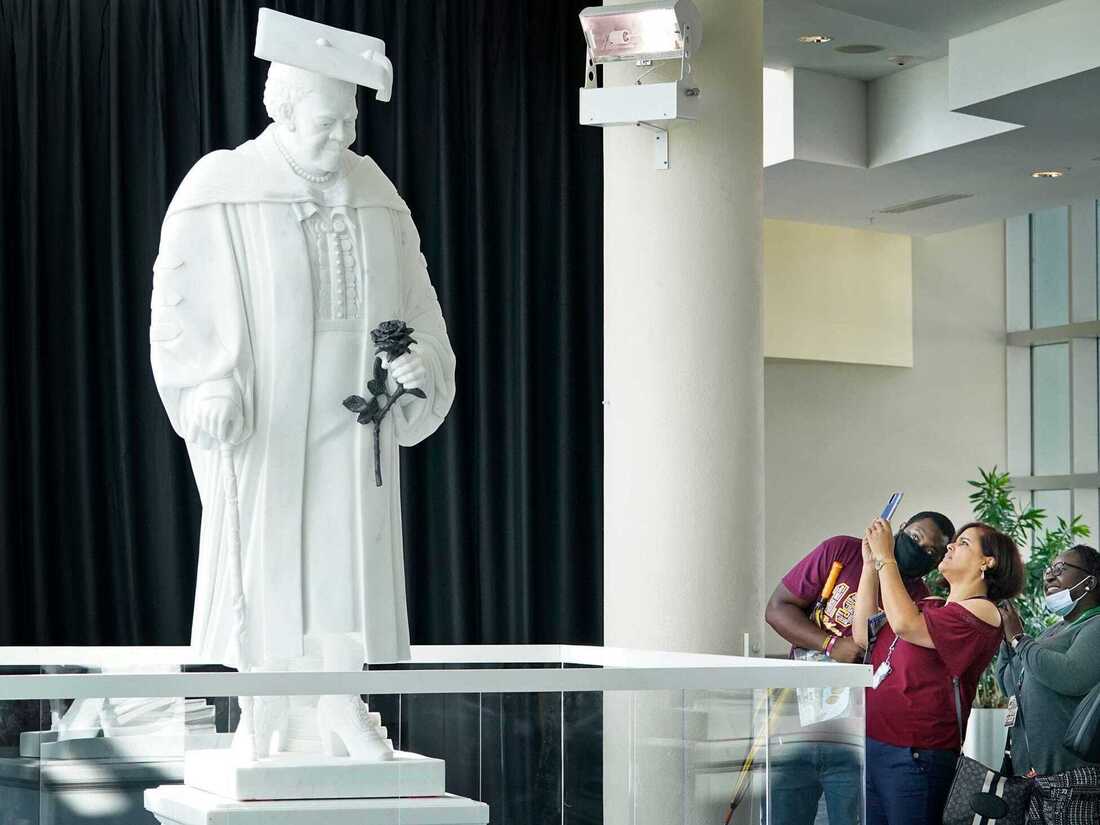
[763,221,1007,654]
[868,58,1019,168]
[764,68,865,169]
[792,69,867,169]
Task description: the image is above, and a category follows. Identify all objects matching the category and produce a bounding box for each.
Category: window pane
[1031,206,1069,328]
[1033,490,1073,537]
[1032,343,1071,474]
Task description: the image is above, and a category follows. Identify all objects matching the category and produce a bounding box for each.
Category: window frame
[1006,201,1100,530]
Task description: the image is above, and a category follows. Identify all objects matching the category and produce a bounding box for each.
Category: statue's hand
[191,396,244,445]
[381,346,428,394]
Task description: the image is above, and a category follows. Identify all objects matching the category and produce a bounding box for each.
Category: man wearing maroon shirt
[763,511,954,825]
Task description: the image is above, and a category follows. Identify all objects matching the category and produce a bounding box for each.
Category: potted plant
[931,468,1089,765]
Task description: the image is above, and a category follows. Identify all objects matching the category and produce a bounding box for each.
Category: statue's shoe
[253,695,290,757]
[316,695,394,761]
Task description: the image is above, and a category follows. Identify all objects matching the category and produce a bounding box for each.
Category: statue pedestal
[20,731,231,760]
[183,748,446,801]
[145,785,490,824]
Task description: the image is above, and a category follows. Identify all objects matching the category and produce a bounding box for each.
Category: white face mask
[1044,577,1095,617]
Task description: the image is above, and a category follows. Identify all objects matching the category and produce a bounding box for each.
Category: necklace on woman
[273,130,335,185]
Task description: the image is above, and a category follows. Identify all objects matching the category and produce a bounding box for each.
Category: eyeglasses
[1045,560,1091,578]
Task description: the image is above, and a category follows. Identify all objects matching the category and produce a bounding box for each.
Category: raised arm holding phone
[856,517,1023,825]
[762,498,955,825]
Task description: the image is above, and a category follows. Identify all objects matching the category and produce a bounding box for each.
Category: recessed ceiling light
[1031,169,1066,179]
[835,44,884,54]
[798,34,833,44]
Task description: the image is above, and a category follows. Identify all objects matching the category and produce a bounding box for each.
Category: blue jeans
[865,737,958,825]
[766,741,863,825]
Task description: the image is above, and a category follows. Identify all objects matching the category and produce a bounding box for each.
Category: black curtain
[0,0,603,650]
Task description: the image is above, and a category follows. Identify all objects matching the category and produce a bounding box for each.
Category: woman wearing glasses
[996,544,1100,775]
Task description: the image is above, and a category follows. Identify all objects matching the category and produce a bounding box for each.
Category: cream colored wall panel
[764,219,913,367]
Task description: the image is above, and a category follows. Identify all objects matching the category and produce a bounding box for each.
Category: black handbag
[944,756,1031,825]
[1063,681,1100,763]
[1026,765,1100,825]
[942,677,1032,825]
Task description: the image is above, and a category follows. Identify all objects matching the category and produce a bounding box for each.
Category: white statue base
[18,729,96,757]
[145,786,490,825]
[39,732,230,760]
[184,747,445,801]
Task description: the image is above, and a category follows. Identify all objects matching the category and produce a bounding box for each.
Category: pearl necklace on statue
[273,130,336,185]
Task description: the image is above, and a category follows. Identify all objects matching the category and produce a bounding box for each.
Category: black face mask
[895,531,936,578]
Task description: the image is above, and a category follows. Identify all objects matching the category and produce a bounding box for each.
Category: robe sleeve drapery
[390,210,456,446]
[150,198,254,457]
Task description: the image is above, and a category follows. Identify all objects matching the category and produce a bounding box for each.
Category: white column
[601,4,764,822]
[603,0,764,657]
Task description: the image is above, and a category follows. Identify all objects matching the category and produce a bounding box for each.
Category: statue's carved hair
[262,63,356,124]
[263,67,313,123]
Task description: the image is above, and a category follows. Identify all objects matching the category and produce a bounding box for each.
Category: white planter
[963,708,1009,768]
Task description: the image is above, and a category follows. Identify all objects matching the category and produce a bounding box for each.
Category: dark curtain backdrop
[0,0,603,650]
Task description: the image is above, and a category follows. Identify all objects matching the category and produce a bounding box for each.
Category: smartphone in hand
[880,492,903,521]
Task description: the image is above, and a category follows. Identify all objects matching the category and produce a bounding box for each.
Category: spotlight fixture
[578,0,702,170]
[580,0,700,65]
[1031,169,1066,179]
[798,34,833,44]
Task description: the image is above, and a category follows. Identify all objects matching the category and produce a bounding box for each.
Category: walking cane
[221,442,258,761]
[724,562,845,822]
[723,688,791,824]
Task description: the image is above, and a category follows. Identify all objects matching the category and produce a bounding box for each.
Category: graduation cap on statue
[255,8,393,102]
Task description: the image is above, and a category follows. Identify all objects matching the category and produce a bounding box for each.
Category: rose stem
[372,387,406,487]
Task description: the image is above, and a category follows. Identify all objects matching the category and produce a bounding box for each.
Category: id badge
[1004,696,1019,727]
[871,661,892,689]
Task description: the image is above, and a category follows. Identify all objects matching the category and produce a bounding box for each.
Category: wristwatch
[1010,633,1026,650]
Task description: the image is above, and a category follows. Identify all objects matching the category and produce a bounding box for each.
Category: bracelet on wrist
[874,558,897,572]
[824,635,838,656]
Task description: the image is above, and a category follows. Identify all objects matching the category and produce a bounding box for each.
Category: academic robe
[150,126,455,668]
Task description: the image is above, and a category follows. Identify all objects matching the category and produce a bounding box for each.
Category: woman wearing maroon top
[853,520,1024,825]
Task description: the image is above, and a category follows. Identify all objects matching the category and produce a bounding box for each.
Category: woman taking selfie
[995,544,1100,775]
[853,519,1024,825]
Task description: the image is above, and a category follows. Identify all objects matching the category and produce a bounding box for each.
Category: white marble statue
[149,10,456,762]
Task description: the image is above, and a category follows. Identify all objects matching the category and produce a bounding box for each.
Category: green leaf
[964,463,1099,705]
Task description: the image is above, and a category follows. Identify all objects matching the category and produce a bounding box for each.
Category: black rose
[370,320,416,359]
[348,319,426,487]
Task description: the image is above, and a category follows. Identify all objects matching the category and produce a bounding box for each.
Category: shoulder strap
[951,675,964,743]
[1009,661,1035,775]
[951,674,1014,773]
